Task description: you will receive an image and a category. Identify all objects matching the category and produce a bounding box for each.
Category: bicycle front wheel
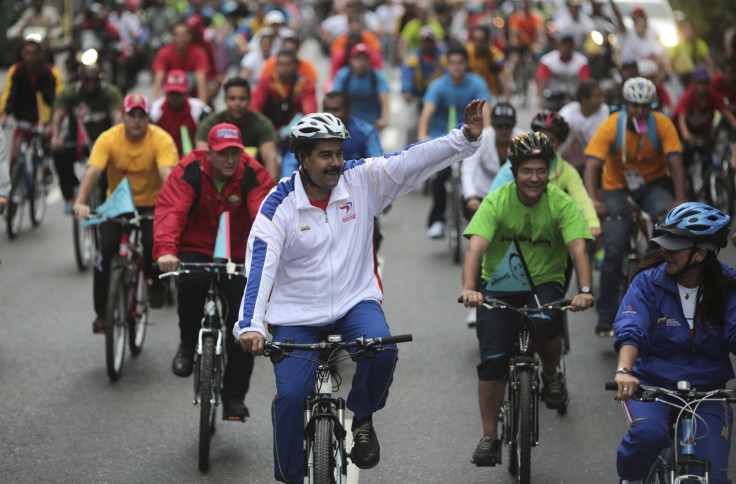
[515,369,533,484]
[198,334,216,472]
[313,417,335,484]
[128,267,148,355]
[73,215,95,270]
[105,266,128,382]
[29,158,46,226]
[6,161,24,239]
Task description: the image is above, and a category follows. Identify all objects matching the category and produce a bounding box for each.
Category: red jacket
[153,149,275,262]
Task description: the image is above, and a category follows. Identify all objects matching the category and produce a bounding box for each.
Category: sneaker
[596,321,614,338]
[541,371,569,410]
[350,416,380,469]
[92,316,106,334]
[222,397,249,421]
[150,281,165,309]
[171,344,194,377]
[427,221,445,239]
[470,436,501,467]
[465,309,477,328]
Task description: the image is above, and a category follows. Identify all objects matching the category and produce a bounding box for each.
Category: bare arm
[667,154,687,207]
[375,91,389,130]
[152,70,165,101]
[722,107,736,131]
[608,0,626,33]
[73,165,103,219]
[567,238,594,311]
[259,140,280,182]
[460,234,490,307]
[417,101,436,142]
[583,156,605,216]
[195,71,207,102]
[111,110,122,125]
[158,165,173,182]
[677,112,694,144]
[50,109,66,151]
[195,140,208,150]
[614,344,640,400]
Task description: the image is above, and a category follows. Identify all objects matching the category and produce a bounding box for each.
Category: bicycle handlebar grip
[605,382,618,391]
[378,334,413,344]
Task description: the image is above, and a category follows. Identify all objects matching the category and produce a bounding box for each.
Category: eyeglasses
[517,168,549,177]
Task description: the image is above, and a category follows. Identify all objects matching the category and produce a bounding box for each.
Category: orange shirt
[259,57,318,84]
[509,12,544,46]
[466,43,507,95]
[584,111,682,190]
[330,32,382,55]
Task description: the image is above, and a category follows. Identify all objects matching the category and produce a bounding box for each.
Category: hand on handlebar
[239,331,266,356]
[460,289,484,307]
[73,203,91,220]
[569,293,594,312]
[157,254,179,273]
[613,372,640,401]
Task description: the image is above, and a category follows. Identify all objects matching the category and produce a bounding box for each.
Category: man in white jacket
[236,99,485,483]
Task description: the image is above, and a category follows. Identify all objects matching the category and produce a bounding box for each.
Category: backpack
[609,108,662,156]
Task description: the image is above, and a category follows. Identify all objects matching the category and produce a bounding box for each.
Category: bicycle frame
[110,216,149,325]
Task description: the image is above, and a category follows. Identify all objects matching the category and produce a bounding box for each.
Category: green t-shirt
[53,82,123,141]
[195,109,278,148]
[464,183,592,288]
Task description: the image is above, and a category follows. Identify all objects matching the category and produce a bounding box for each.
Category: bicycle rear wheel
[6,161,24,239]
[313,417,335,484]
[128,267,148,355]
[105,266,128,382]
[198,333,216,472]
[29,157,46,226]
[515,369,533,484]
[706,169,732,216]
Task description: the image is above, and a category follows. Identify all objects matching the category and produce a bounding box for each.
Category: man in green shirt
[50,63,122,212]
[195,77,279,182]
[460,131,594,467]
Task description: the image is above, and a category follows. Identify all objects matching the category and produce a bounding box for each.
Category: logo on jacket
[339,201,355,223]
[300,224,311,232]
[657,315,680,327]
[227,194,240,205]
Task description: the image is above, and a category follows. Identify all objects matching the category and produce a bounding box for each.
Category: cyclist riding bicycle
[0,38,64,166]
[154,123,274,419]
[236,100,485,483]
[50,63,123,213]
[460,131,594,467]
[584,77,686,337]
[612,202,736,484]
[74,93,179,333]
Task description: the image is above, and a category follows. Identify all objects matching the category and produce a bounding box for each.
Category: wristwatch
[615,367,631,375]
[579,286,593,295]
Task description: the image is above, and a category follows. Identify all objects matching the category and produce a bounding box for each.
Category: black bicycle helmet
[531,110,570,144]
[507,132,556,170]
[653,202,731,251]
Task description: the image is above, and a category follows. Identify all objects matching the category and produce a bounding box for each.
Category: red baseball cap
[122,93,150,114]
[163,70,188,94]
[631,7,646,18]
[350,43,370,57]
[207,123,245,151]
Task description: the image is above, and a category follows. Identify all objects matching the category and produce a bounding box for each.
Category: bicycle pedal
[223,415,247,422]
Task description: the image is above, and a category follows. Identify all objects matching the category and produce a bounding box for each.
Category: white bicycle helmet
[637,59,659,78]
[622,77,657,104]
[290,113,350,140]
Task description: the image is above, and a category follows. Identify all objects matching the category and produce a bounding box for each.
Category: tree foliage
[670,0,735,61]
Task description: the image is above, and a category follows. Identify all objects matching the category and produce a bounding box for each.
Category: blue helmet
[653,202,731,251]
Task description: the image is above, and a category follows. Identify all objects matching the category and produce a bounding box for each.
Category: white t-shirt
[559,101,610,143]
[620,27,663,61]
[240,49,268,87]
[553,11,596,50]
[677,283,701,331]
[461,125,524,199]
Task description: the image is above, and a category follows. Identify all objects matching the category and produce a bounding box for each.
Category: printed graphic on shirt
[339,200,355,223]
[300,224,311,232]
[486,240,532,292]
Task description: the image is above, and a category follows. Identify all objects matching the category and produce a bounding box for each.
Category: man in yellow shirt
[74,93,179,333]
[584,77,685,337]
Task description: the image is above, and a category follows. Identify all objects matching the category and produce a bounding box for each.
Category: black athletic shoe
[150,282,166,309]
[470,436,501,466]
[541,371,570,410]
[222,397,249,421]
[171,344,194,377]
[596,321,615,338]
[351,416,380,469]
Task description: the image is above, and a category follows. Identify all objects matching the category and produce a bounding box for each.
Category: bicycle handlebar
[86,212,154,226]
[158,260,246,279]
[263,334,413,356]
[604,382,736,403]
[457,296,573,311]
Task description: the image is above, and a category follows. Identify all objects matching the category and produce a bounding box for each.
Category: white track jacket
[234,126,481,338]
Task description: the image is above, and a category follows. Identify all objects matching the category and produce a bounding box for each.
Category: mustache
[324,166,341,175]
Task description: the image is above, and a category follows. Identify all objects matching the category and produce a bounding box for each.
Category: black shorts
[475,281,564,381]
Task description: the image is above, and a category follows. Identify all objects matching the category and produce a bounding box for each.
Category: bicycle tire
[706,169,732,216]
[128,267,148,355]
[687,154,705,202]
[313,417,335,484]
[105,266,128,382]
[516,369,533,484]
[73,215,94,271]
[198,333,216,472]
[6,160,24,239]
[29,155,46,226]
[448,164,462,264]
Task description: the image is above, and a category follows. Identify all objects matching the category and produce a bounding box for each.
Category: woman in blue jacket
[612,202,736,484]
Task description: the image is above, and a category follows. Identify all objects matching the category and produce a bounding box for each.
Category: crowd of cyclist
[3,0,736,482]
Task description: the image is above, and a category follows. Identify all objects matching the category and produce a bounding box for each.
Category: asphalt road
[2,39,736,483]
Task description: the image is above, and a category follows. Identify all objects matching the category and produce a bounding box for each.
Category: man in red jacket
[154,122,275,420]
